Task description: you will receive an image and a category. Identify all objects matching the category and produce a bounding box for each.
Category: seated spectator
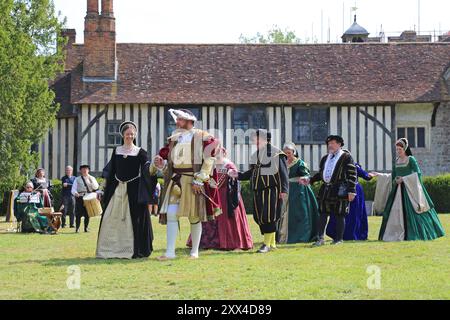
[14,182,52,234]
[31,168,53,207]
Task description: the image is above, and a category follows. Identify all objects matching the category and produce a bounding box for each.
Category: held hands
[228,169,239,179]
[153,155,164,169]
[279,192,288,200]
[298,177,310,185]
[192,184,203,195]
[395,176,403,185]
[369,172,380,178]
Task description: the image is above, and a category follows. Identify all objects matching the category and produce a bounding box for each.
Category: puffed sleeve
[297,160,311,178]
[193,136,219,184]
[149,145,169,177]
[408,156,422,178]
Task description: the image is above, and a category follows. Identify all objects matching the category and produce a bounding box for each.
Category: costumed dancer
[326,162,375,241]
[96,121,157,259]
[378,138,445,241]
[229,129,289,253]
[186,147,253,250]
[278,142,319,244]
[309,135,358,246]
[151,109,221,260]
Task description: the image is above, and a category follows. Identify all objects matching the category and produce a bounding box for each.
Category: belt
[115,174,140,184]
[173,168,194,175]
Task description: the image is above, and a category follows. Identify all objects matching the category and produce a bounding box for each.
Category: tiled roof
[62,42,450,105]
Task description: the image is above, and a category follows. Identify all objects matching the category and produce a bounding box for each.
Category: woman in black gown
[96,121,157,259]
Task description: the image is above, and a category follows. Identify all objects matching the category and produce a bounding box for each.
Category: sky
[53,0,450,44]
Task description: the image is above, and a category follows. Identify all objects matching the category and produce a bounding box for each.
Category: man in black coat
[229,129,289,253]
[309,135,357,245]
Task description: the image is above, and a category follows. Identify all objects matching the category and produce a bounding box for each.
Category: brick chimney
[61,29,76,47]
[83,0,117,82]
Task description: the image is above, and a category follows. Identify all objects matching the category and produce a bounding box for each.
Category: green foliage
[422,174,450,213]
[49,178,105,211]
[0,0,66,195]
[239,25,303,44]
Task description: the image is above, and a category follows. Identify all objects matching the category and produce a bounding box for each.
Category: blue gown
[326,164,371,241]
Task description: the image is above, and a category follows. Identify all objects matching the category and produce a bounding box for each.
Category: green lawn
[0,215,449,300]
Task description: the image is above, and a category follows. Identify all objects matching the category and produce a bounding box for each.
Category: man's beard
[177,122,192,130]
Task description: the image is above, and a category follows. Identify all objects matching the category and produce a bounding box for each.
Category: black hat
[326,135,345,146]
[79,164,90,170]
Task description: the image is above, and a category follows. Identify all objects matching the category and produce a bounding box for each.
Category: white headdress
[168,109,198,122]
[283,142,297,151]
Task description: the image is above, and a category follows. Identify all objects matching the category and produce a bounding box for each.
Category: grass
[0,214,449,300]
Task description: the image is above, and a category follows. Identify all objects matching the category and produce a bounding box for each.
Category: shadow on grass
[6,246,257,267]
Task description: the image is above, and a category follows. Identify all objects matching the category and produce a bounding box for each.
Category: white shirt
[323,149,344,183]
[71,175,99,196]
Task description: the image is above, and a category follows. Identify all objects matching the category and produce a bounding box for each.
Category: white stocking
[165,204,179,258]
[190,221,202,258]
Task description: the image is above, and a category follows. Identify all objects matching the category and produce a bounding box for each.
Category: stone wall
[413,102,450,175]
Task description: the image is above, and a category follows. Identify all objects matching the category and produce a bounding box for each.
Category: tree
[239,25,303,44]
[0,0,65,195]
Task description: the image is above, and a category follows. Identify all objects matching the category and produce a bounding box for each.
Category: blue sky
[53,0,450,44]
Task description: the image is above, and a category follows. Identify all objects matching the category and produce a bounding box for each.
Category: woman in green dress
[378,138,445,241]
[278,142,319,244]
[14,182,49,233]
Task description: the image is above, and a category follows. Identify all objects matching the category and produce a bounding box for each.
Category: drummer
[71,164,100,233]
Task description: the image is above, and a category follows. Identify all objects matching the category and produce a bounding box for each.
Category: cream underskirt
[96,182,134,259]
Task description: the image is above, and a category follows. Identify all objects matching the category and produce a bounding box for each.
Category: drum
[83,193,103,217]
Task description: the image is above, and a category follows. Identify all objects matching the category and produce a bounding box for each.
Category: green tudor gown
[379,156,445,241]
[14,193,48,233]
[278,158,319,243]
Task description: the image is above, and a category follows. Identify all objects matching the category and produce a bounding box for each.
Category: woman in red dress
[187,148,253,250]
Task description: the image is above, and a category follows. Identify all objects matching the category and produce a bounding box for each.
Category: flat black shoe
[312,239,325,247]
[84,228,90,233]
[257,245,271,253]
[75,229,79,233]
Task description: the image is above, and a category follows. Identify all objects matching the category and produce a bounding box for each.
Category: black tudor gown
[96,148,157,259]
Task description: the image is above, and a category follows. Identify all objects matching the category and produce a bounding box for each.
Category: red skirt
[187,182,253,250]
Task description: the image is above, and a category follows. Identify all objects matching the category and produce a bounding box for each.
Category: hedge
[2,175,450,216]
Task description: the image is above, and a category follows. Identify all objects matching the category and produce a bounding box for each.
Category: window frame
[232,106,268,144]
[106,120,124,148]
[292,106,330,145]
[396,125,427,149]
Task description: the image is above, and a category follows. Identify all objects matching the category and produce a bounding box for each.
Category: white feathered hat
[168,109,197,122]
